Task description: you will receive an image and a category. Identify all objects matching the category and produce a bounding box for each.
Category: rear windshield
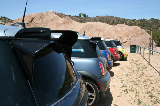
[113,40,122,46]
[16,41,77,106]
[96,46,103,57]
[104,41,116,47]
[98,41,108,50]
[0,41,33,106]
[72,40,98,58]
[32,42,77,105]
[111,41,116,47]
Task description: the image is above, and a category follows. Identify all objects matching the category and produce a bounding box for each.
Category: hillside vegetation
[0,16,13,25]
[1,13,160,46]
[56,13,160,47]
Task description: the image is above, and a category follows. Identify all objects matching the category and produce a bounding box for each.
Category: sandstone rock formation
[7,11,156,48]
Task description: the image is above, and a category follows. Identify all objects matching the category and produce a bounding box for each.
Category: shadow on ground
[113,63,120,67]
[121,58,127,61]
[109,71,114,77]
[96,91,113,106]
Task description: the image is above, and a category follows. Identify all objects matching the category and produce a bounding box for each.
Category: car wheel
[123,57,127,61]
[119,53,123,60]
[85,80,99,106]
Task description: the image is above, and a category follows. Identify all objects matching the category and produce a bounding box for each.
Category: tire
[119,53,123,60]
[85,80,99,106]
[123,57,127,61]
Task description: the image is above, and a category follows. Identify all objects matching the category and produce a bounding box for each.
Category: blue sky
[1,0,160,20]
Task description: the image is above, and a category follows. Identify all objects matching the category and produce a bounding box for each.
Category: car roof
[78,34,91,39]
[51,33,62,38]
[105,39,116,41]
[0,24,21,37]
[104,39,111,41]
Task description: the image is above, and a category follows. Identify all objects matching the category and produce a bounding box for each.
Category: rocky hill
[56,13,160,47]
[5,11,157,48]
[0,16,13,25]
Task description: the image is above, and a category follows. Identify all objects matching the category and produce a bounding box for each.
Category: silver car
[71,35,111,106]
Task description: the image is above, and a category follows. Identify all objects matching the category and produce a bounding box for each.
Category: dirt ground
[96,47,160,106]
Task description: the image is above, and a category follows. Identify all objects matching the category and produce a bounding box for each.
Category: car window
[104,41,113,47]
[96,46,103,57]
[0,41,33,106]
[113,41,122,46]
[17,42,77,106]
[33,43,77,105]
[72,40,98,58]
[111,41,116,47]
[98,41,108,50]
[98,41,105,50]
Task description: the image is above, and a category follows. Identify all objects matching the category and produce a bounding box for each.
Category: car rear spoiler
[51,30,78,59]
[90,37,101,44]
[10,27,78,59]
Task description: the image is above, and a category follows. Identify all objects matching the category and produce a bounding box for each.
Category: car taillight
[99,62,104,76]
[106,53,109,60]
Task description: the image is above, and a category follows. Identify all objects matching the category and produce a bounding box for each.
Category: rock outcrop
[7,11,156,48]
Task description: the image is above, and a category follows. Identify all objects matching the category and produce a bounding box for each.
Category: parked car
[90,37,113,71]
[71,35,111,106]
[104,39,120,62]
[0,24,88,106]
[112,40,128,60]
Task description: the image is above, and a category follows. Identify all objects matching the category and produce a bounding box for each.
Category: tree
[82,13,86,17]
[79,13,82,17]
[79,13,87,17]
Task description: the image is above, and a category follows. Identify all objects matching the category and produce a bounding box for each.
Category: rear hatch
[0,26,85,105]
[72,39,108,78]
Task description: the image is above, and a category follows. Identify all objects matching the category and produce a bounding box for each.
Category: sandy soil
[97,47,160,106]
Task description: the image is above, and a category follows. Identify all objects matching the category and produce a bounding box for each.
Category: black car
[0,24,88,106]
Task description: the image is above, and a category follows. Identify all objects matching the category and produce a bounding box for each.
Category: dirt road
[96,48,160,106]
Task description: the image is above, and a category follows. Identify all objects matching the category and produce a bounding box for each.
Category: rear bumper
[123,53,128,59]
[56,78,88,106]
[107,60,113,69]
[98,72,111,97]
[113,54,120,61]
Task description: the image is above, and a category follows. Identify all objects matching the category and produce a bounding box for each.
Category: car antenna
[22,1,28,24]
[12,0,28,28]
